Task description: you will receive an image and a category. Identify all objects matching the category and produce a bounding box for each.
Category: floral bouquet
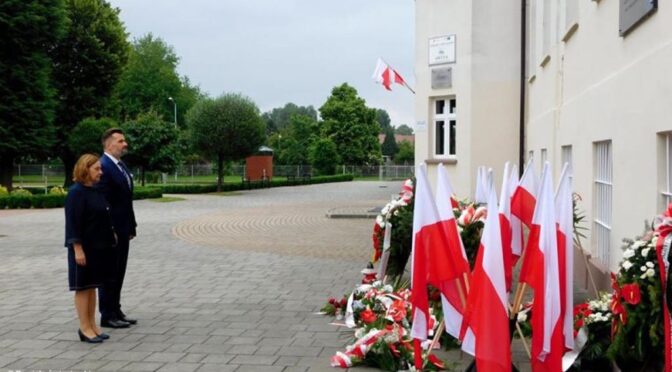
[607,232,664,370]
[454,202,486,269]
[372,179,414,277]
[328,281,446,371]
[320,296,349,320]
[573,293,612,364]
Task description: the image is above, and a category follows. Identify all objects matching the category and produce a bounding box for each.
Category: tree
[319,83,382,165]
[395,124,414,135]
[262,103,317,135]
[50,0,130,186]
[121,111,180,186]
[112,34,184,124]
[395,140,415,165]
[268,114,318,165]
[375,109,392,133]
[309,138,340,175]
[68,117,116,157]
[187,94,266,191]
[381,126,399,160]
[0,0,67,190]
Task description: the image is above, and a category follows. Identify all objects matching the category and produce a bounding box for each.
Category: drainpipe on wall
[519,0,527,177]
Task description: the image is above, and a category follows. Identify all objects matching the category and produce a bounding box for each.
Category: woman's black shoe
[78,329,103,343]
[96,332,110,340]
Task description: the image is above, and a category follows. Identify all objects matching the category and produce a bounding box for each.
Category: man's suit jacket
[97,154,137,238]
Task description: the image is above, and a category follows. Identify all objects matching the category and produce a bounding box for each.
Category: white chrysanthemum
[623,249,635,259]
[641,266,648,272]
[646,261,655,268]
[646,268,656,278]
[632,241,643,249]
[517,311,528,323]
[622,260,633,271]
[641,247,651,257]
[641,272,648,279]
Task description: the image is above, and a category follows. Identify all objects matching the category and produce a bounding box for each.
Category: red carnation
[360,308,377,324]
[328,298,336,305]
[340,298,348,308]
[621,283,641,305]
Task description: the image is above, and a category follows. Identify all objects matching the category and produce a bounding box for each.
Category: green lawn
[148,196,186,203]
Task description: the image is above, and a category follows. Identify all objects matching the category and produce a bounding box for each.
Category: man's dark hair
[101,128,124,146]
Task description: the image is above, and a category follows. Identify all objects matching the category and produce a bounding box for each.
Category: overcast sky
[107,0,416,127]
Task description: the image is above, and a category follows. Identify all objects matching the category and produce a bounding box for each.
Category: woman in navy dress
[65,154,117,343]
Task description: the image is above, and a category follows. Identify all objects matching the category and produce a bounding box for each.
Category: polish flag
[410,164,465,368]
[498,162,514,293]
[511,159,538,227]
[508,164,524,263]
[435,163,472,341]
[372,58,407,91]
[461,170,511,372]
[555,163,574,351]
[525,163,562,371]
[474,166,488,204]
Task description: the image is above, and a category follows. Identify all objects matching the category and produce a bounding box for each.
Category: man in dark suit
[97,128,138,328]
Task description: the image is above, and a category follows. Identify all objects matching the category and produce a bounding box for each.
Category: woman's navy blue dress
[64,183,116,291]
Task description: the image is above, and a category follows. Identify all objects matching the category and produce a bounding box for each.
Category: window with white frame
[561,145,573,178]
[528,150,534,163]
[593,140,612,267]
[660,133,672,209]
[433,97,457,157]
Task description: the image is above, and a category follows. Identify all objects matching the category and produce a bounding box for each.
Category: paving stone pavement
[0,181,531,372]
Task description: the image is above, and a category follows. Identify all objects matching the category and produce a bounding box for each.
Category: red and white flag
[435,163,472,341]
[498,162,514,293]
[511,159,538,227]
[372,58,411,92]
[461,170,511,371]
[474,166,489,204]
[525,163,562,371]
[555,163,574,352]
[410,164,464,368]
[508,164,524,263]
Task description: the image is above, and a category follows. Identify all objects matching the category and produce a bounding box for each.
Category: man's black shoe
[101,319,130,328]
[120,316,137,325]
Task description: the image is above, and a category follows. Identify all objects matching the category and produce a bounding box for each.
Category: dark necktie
[118,161,132,189]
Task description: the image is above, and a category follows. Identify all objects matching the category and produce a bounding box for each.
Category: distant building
[377,134,415,145]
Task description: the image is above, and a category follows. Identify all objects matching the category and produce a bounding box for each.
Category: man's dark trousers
[99,237,128,321]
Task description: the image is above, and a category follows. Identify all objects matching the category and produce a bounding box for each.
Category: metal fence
[12,163,414,185]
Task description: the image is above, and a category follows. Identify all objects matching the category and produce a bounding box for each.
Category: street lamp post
[168,97,177,128]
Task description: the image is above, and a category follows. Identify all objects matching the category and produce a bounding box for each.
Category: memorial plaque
[619,0,657,36]
[429,35,456,65]
[431,67,452,89]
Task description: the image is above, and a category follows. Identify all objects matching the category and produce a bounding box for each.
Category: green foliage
[50,0,130,185]
[112,33,184,123]
[309,138,340,175]
[122,111,180,186]
[0,186,7,196]
[153,175,353,194]
[49,186,67,195]
[68,117,116,156]
[187,93,266,191]
[132,186,163,200]
[395,124,414,135]
[381,127,399,159]
[0,0,67,189]
[375,109,392,133]
[262,103,317,134]
[271,114,319,165]
[10,188,32,196]
[319,83,382,165]
[395,140,414,165]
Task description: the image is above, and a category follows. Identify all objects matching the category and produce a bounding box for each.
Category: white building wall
[415,0,519,196]
[527,0,672,274]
